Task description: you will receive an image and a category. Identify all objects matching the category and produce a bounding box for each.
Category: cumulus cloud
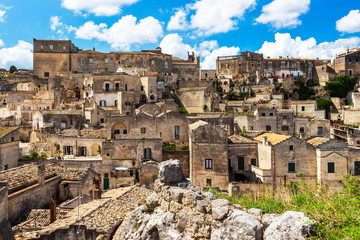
[159,34,195,59]
[167,8,188,31]
[159,33,239,69]
[258,33,360,59]
[49,16,76,39]
[167,0,256,36]
[0,40,33,69]
[201,46,240,69]
[336,10,360,33]
[255,0,310,28]
[75,15,163,50]
[0,5,11,22]
[61,0,139,16]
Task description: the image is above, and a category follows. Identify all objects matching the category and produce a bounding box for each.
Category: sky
[0,0,360,70]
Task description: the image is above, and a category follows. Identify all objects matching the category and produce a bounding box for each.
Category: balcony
[102,88,120,93]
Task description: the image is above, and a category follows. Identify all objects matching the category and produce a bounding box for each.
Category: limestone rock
[212,206,229,220]
[262,213,280,229]
[158,160,184,183]
[203,192,216,200]
[169,187,184,203]
[248,208,264,220]
[264,211,316,240]
[211,199,230,207]
[211,209,263,240]
[146,193,159,210]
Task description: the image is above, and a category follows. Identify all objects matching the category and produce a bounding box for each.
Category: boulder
[211,199,230,207]
[264,211,316,240]
[146,193,159,210]
[158,160,184,183]
[212,206,229,220]
[248,208,264,220]
[211,209,263,240]
[262,213,280,229]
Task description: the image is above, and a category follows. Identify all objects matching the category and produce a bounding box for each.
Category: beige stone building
[0,127,20,170]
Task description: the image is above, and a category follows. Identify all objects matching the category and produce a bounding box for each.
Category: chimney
[262,136,268,145]
[37,163,45,186]
[50,191,56,224]
[93,178,102,199]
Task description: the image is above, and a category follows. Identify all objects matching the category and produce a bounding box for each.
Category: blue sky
[0,0,360,69]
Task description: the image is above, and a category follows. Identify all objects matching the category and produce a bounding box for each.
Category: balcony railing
[102,88,120,92]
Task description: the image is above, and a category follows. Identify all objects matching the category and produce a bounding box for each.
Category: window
[81,58,85,64]
[114,100,118,106]
[238,156,245,170]
[130,170,133,176]
[115,83,120,91]
[141,86,144,91]
[105,58,109,64]
[89,58,93,64]
[174,126,180,139]
[11,137,14,142]
[357,140,360,145]
[251,158,257,166]
[44,72,49,77]
[308,63,312,69]
[40,45,43,50]
[328,162,335,173]
[266,125,271,131]
[123,129,127,134]
[125,85,128,91]
[125,102,131,106]
[297,62,300,69]
[205,159,212,169]
[141,128,146,134]
[282,125,289,131]
[206,179,212,186]
[70,119,73,125]
[151,60,155,65]
[49,45,53,51]
[114,130,120,134]
[144,148,152,159]
[318,127,323,135]
[106,153,110,156]
[86,119,90,124]
[100,100,106,107]
[289,145,294,151]
[165,61,168,67]
[100,118,104,123]
[299,127,305,133]
[104,83,110,92]
[302,106,305,111]
[63,46,66,51]
[268,62,272,69]
[283,115,288,120]
[288,162,296,172]
[270,113,273,116]
[261,113,266,116]
[281,62,286,69]
[18,96,21,102]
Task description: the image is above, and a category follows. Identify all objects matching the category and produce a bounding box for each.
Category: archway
[111,121,127,138]
[140,94,147,104]
[91,143,101,156]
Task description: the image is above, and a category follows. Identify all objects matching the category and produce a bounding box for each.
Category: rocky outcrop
[115,160,316,240]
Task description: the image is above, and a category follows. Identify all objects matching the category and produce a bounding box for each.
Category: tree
[9,65,17,73]
[316,98,333,119]
[324,76,357,99]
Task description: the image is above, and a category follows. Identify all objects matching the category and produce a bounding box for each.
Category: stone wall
[0,182,8,221]
[8,176,61,224]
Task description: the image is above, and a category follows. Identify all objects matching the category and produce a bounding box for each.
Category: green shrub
[178,108,186,114]
[163,142,176,151]
[179,145,189,151]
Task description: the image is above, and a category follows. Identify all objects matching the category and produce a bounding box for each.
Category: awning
[115,166,129,171]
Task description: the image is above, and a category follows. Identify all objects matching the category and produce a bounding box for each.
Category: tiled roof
[228,135,256,144]
[60,129,106,138]
[0,126,18,138]
[19,208,70,228]
[307,137,330,147]
[254,133,291,145]
[285,100,316,105]
[0,164,57,193]
[47,165,91,181]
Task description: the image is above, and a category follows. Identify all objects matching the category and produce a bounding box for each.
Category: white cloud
[336,10,360,33]
[0,5,11,22]
[255,0,310,28]
[75,15,163,50]
[258,33,360,59]
[167,8,188,31]
[0,40,33,69]
[49,16,76,39]
[50,16,63,31]
[159,34,195,59]
[159,34,239,69]
[167,0,256,36]
[61,0,139,16]
[0,39,4,47]
[201,46,240,69]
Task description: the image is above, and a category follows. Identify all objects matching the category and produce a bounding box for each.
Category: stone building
[216,51,325,83]
[334,48,360,76]
[315,64,337,86]
[33,39,200,82]
[189,121,229,190]
[0,127,20,170]
[253,133,317,186]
